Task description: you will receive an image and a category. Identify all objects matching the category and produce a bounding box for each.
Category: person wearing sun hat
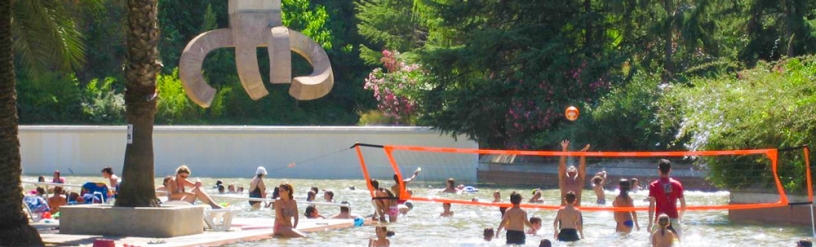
[249,166,268,210]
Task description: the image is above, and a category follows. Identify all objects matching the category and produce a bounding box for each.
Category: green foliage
[12,0,103,73]
[412,1,621,148]
[667,56,816,191]
[740,0,816,64]
[543,72,682,151]
[282,0,334,49]
[16,71,84,123]
[357,109,395,126]
[81,77,125,124]
[363,50,425,125]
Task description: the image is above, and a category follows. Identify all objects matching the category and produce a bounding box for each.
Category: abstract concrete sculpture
[179,0,334,107]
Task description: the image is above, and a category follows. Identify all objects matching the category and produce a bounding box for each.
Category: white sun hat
[256,166,268,175]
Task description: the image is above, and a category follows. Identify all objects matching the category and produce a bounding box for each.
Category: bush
[667,56,816,192]
[358,109,395,126]
[16,71,84,124]
[81,77,125,124]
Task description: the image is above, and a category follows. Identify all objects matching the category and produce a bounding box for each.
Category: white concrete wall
[19,126,478,181]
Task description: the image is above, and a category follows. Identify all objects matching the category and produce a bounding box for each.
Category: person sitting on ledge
[166,165,222,209]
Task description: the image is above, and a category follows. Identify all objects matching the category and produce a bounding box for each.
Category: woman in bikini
[613,179,640,233]
[274,183,306,238]
[166,165,222,209]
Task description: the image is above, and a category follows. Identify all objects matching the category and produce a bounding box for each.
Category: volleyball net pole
[803,145,815,238]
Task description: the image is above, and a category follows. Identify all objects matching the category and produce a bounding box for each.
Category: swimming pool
[25,176,812,246]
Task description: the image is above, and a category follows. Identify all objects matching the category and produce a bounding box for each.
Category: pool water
[24,176,813,246]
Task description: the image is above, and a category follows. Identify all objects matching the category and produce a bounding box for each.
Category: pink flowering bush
[363,50,425,125]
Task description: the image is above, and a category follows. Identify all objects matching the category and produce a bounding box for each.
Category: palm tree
[0,0,44,245]
[12,0,99,73]
[114,0,161,207]
[1,0,103,244]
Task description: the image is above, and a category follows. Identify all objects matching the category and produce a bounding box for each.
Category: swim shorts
[623,220,634,228]
[558,228,581,242]
[505,230,525,245]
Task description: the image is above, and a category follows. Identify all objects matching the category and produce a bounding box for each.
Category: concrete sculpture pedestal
[60,204,204,238]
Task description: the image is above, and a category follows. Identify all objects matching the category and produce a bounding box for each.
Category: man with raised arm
[648,159,686,241]
[558,140,590,206]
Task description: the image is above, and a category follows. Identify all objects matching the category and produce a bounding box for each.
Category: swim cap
[256,166,268,175]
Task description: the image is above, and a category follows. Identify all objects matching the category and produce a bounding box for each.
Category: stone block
[60,204,204,238]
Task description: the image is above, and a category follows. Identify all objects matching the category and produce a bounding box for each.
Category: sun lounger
[162,201,240,231]
[23,195,50,222]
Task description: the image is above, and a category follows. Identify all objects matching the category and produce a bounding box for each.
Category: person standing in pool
[249,166,268,210]
[442,178,460,193]
[391,168,421,205]
[493,191,508,217]
[558,140,590,206]
[648,159,686,241]
[591,171,607,205]
[613,179,639,233]
[553,191,583,242]
[274,183,306,238]
[368,226,391,247]
[495,192,533,245]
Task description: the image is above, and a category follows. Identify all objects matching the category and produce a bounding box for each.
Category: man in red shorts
[648,159,686,241]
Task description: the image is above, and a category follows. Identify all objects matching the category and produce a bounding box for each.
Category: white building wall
[19,126,478,181]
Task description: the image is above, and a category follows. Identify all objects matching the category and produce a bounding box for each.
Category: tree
[0,0,45,244]
[114,0,162,207]
[414,1,616,148]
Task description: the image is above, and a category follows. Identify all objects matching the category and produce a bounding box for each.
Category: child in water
[592,171,607,204]
[496,192,533,245]
[553,191,583,242]
[369,226,390,247]
[440,202,454,217]
[483,227,494,241]
[651,214,676,247]
[527,217,542,234]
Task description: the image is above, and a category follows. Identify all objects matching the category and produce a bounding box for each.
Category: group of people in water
[482,140,686,246]
[156,164,364,238]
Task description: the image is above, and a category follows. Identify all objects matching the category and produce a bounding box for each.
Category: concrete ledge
[729,193,813,225]
[60,204,204,237]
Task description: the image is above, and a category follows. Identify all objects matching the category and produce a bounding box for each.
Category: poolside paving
[36,217,363,247]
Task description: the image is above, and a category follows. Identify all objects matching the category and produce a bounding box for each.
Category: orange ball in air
[565,106,580,121]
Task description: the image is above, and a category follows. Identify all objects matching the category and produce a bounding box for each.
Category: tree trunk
[0,0,45,245]
[662,0,675,83]
[584,0,592,57]
[115,0,162,208]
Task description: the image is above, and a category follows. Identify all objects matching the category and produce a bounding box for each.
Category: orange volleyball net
[352,143,812,212]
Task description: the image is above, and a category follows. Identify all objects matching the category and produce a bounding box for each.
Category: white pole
[810,202,815,238]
